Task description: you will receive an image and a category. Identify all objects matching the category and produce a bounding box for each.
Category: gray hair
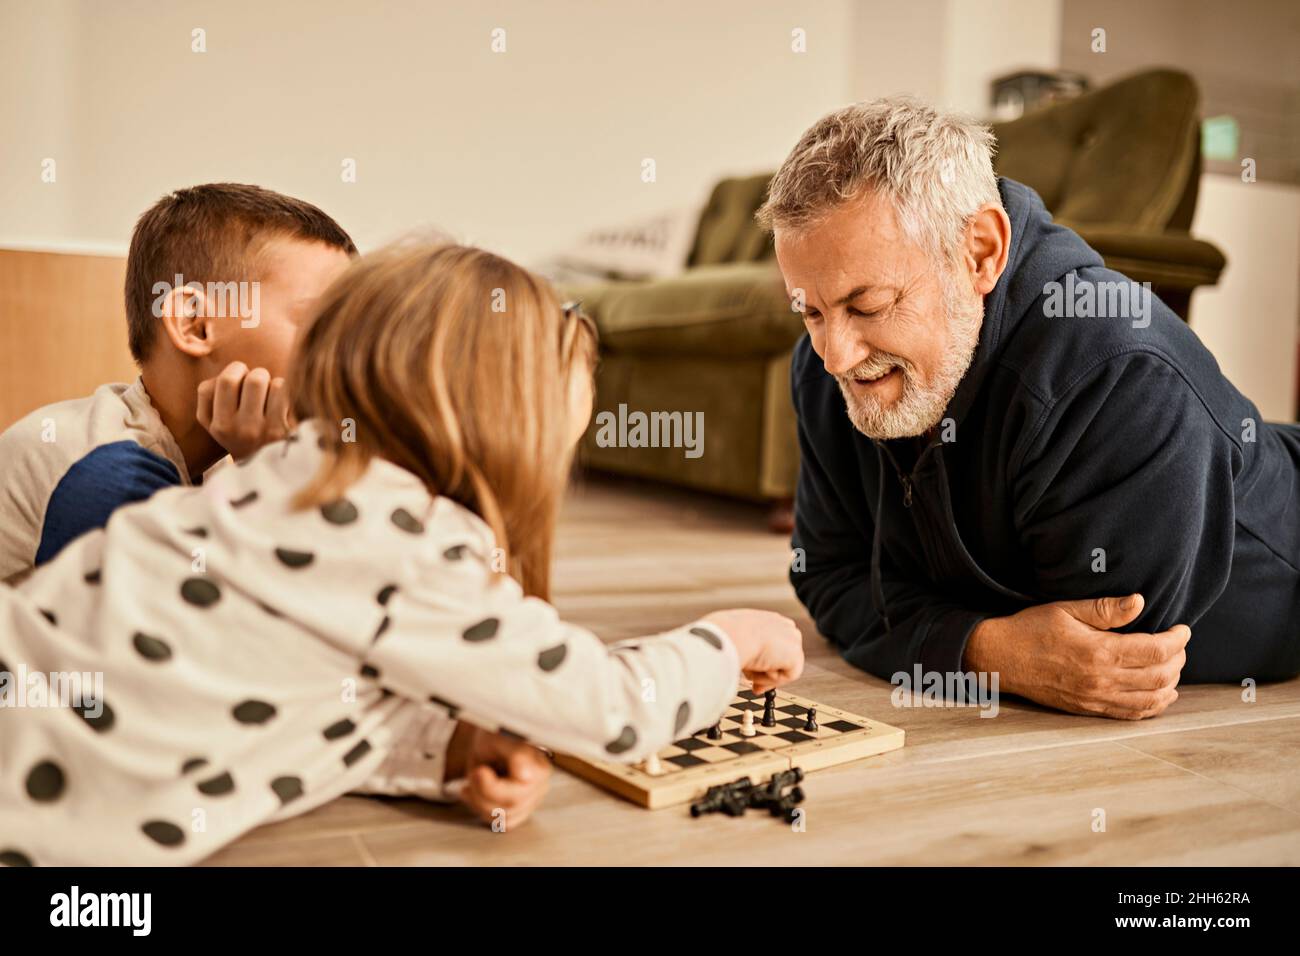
[756,96,1000,260]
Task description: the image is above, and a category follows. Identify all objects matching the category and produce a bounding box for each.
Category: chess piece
[643,752,663,776]
[707,721,722,740]
[803,707,818,732]
[691,777,754,818]
[761,689,777,727]
[739,710,757,737]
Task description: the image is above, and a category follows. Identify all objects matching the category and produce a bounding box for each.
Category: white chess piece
[739,710,757,737]
[643,752,664,776]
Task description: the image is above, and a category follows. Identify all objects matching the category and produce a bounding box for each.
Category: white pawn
[643,752,664,776]
[739,710,757,738]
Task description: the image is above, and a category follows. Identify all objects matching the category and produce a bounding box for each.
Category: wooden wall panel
[0,249,135,431]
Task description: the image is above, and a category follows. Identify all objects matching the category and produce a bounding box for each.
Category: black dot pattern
[360,664,380,679]
[605,726,637,755]
[181,757,208,774]
[197,771,235,796]
[689,626,723,650]
[83,569,101,585]
[132,632,172,662]
[323,718,356,740]
[73,698,115,733]
[182,526,208,538]
[462,618,499,642]
[373,616,391,642]
[320,499,358,525]
[537,644,567,671]
[342,740,372,767]
[674,701,691,735]
[180,577,221,608]
[376,584,397,606]
[390,508,424,534]
[271,776,303,805]
[0,849,33,867]
[232,700,277,725]
[442,544,469,560]
[229,491,259,508]
[39,609,56,626]
[275,547,315,569]
[141,821,185,847]
[26,761,65,802]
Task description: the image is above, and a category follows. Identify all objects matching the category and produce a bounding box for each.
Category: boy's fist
[454,725,551,829]
[196,361,293,461]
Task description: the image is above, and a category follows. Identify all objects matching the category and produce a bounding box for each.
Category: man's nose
[820,321,864,377]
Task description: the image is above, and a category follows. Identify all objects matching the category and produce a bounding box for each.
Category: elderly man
[762,97,1300,720]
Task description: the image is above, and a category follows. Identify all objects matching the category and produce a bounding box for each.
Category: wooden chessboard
[554,688,905,809]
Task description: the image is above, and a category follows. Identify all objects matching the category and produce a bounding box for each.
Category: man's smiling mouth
[853,366,901,386]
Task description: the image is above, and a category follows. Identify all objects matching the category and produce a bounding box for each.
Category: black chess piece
[761,689,777,727]
[691,777,754,817]
[771,786,806,822]
[803,707,818,732]
[707,721,722,740]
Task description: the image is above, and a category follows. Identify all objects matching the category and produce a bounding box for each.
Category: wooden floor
[206,474,1300,866]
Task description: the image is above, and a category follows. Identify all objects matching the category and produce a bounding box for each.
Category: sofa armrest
[1068,223,1227,291]
[562,261,803,358]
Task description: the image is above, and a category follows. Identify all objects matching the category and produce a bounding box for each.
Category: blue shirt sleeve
[35,440,182,566]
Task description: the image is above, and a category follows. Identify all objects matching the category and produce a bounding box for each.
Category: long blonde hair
[290,241,597,600]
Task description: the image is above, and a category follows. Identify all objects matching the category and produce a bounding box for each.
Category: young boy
[0,183,355,582]
[0,184,553,829]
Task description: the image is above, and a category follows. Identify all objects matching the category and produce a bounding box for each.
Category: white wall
[1190,175,1300,422]
[0,0,853,264]
[941,0,1062,116]
[848,0,1063,116]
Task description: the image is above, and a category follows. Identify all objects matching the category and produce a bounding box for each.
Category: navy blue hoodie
[790,178,1300,688]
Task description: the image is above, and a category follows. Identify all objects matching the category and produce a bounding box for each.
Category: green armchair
[570,68,1226,507]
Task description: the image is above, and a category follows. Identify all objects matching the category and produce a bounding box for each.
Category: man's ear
[157,284,215,358]
[962,203,1011,296]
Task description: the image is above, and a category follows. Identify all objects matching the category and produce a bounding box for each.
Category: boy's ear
[157,285,216,358]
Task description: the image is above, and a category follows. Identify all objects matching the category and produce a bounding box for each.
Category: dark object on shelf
[990,69,1088,121]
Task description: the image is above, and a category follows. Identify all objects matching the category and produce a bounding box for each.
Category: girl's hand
[702,609,804,693]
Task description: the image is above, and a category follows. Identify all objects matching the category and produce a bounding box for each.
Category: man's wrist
[963,616,1011,692]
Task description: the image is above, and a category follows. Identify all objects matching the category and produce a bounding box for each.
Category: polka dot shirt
[0,420,740,865]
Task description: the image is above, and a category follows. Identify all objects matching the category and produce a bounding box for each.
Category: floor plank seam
[900,712,1300,768]
[352,833,380,867]
[1113,739,1300,820]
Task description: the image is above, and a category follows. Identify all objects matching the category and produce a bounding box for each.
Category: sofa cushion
[566,261,803,358]
[686,173,776,267]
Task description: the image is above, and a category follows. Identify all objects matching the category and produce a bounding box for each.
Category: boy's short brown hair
[124,183,357,362]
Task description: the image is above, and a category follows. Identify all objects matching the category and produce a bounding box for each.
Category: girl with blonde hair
[0,241,803,865]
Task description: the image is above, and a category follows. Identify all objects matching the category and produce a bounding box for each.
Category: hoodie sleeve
[362,556,741,765]
[790,380,989,688]
[1013,351,1239,632]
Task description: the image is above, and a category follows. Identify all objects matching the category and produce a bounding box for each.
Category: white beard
[836,277,983,440]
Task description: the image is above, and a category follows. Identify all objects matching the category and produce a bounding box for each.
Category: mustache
[838,352,913,382]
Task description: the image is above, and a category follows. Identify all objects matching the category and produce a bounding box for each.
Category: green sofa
[569,68,1226,508]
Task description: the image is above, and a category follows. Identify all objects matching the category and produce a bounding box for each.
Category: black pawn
[761,689,777,727]
[803,707,818,732]
[707,721,722,740]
